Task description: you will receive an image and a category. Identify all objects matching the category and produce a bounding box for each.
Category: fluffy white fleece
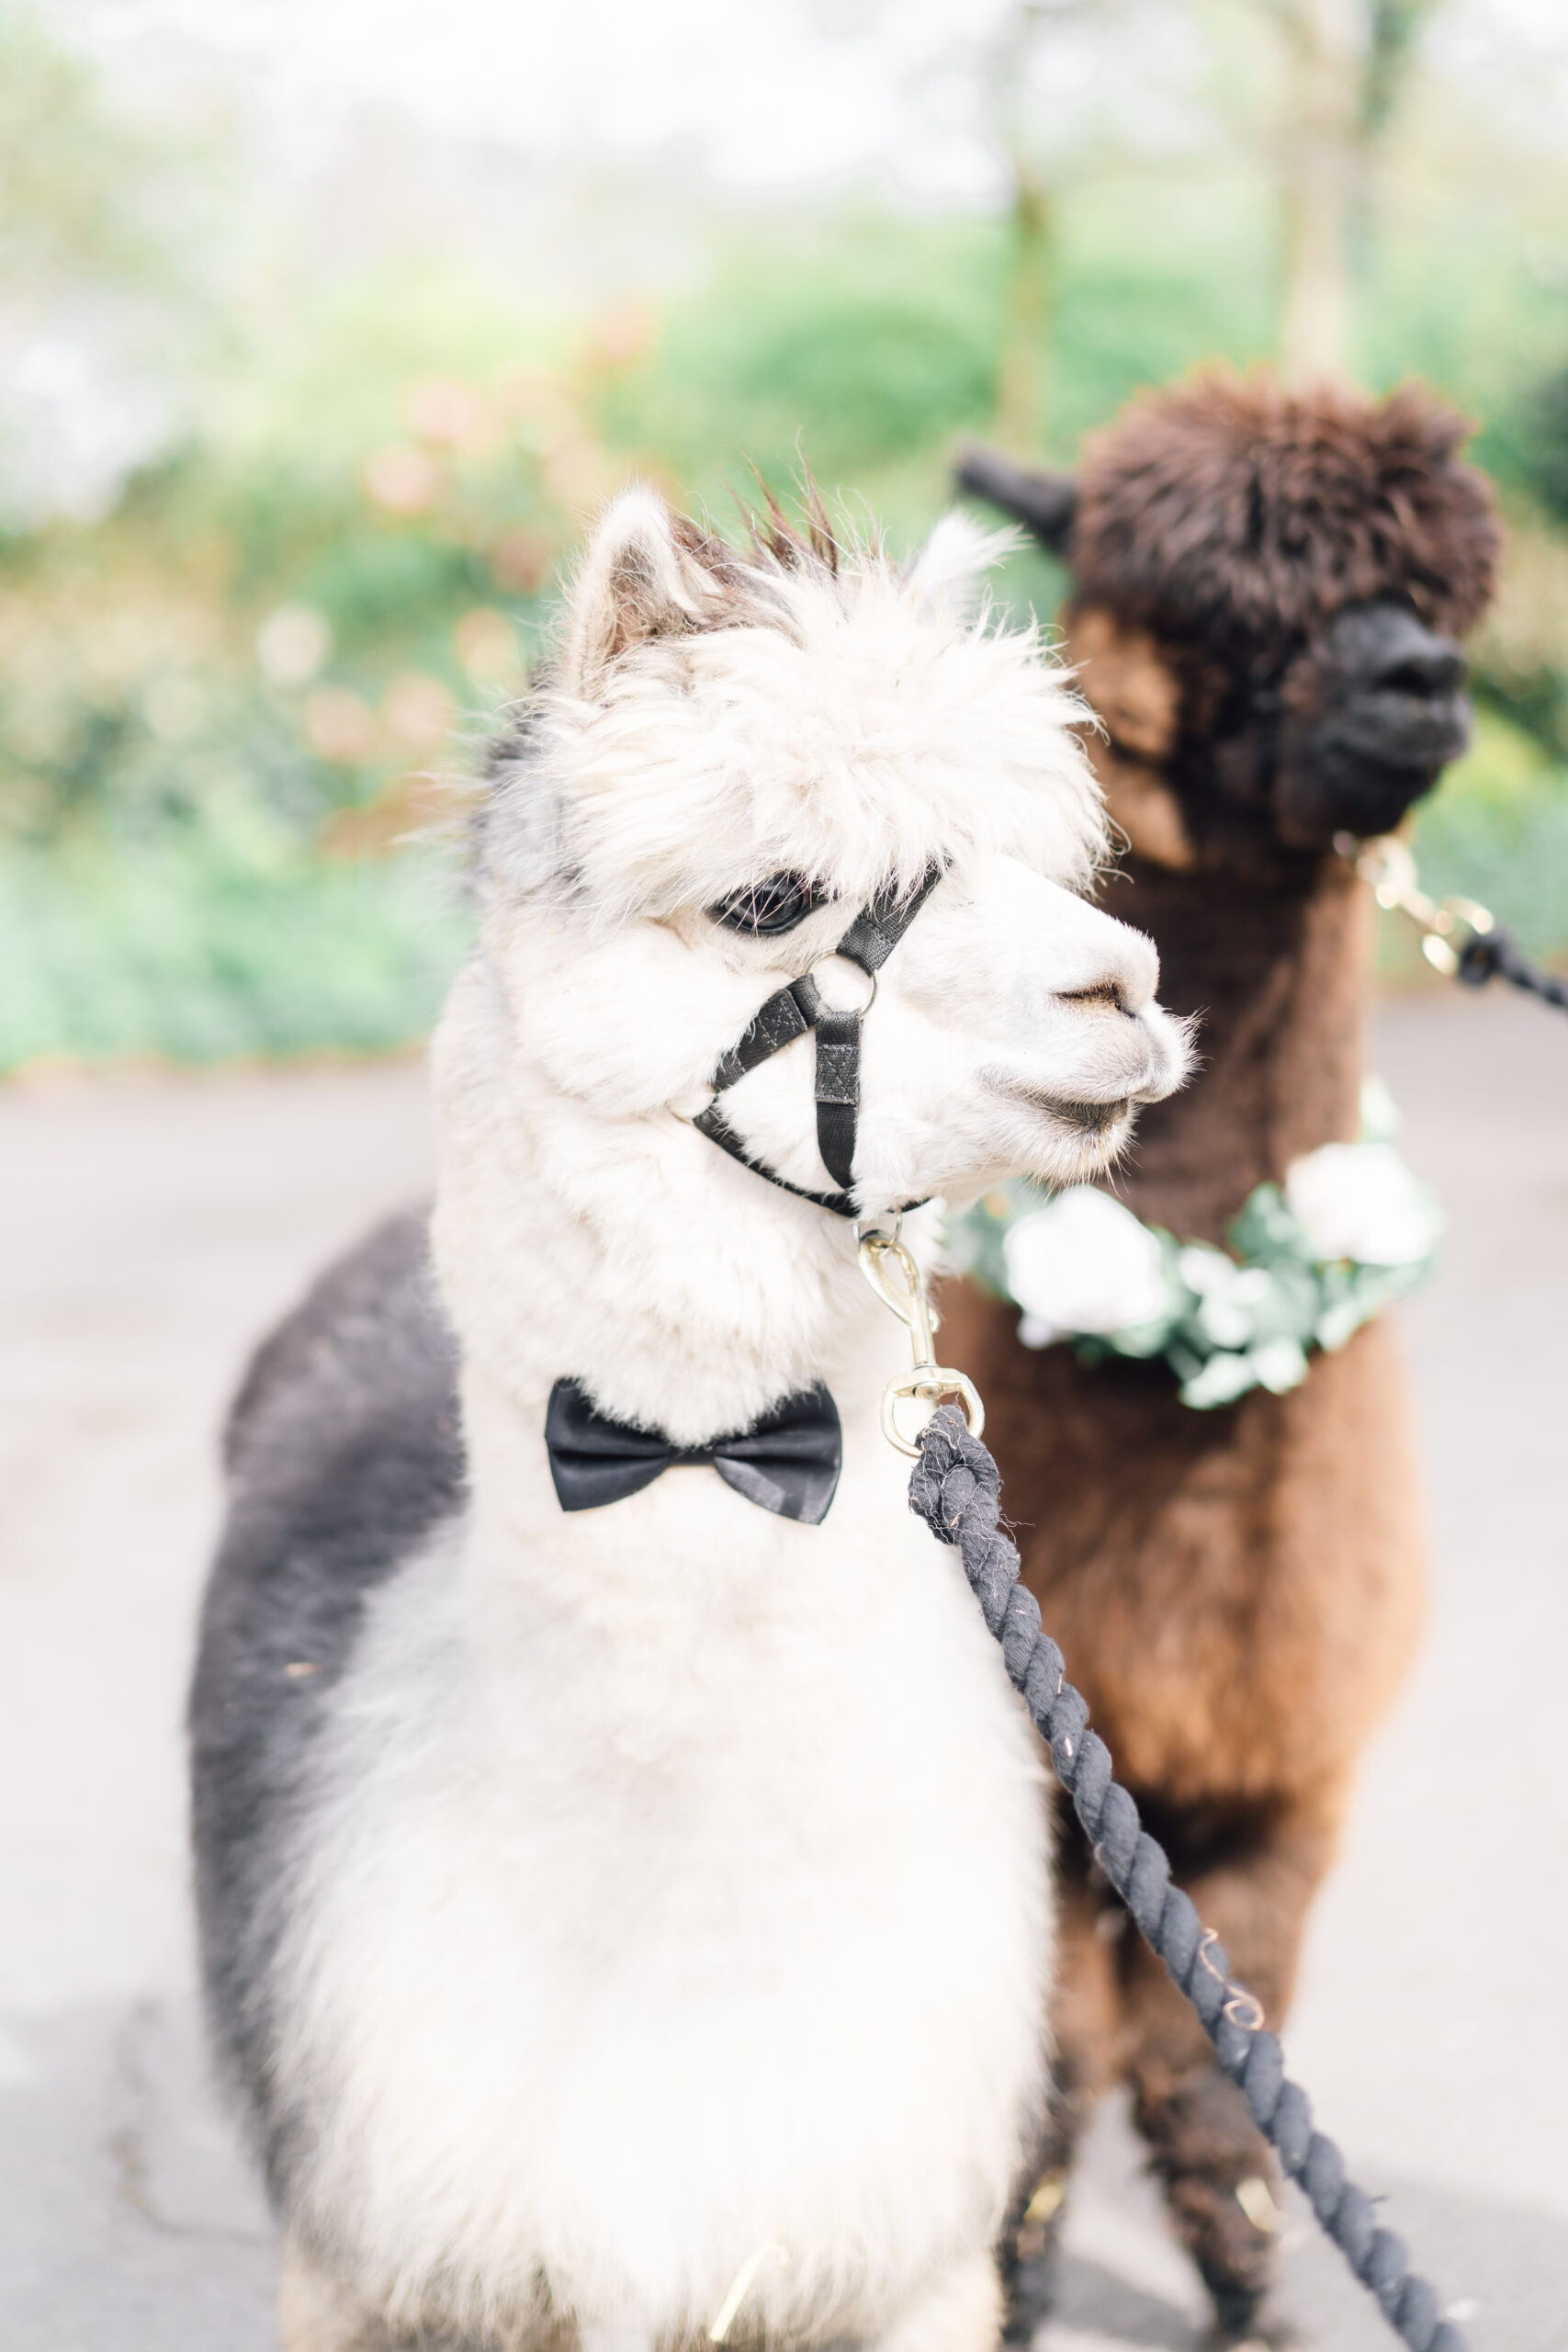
[482,495,1102,922]
[270,492,1189,2352]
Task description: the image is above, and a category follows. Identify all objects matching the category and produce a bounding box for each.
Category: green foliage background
[3,9,1567,1073]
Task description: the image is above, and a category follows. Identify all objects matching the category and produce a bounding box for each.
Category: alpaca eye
[707,874,820,935]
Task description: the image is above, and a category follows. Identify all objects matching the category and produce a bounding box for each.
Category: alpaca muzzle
[1278,601,1473,845]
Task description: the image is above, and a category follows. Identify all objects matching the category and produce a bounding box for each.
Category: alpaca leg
[1120,1800,1338,2348]
[1132,2048,1283,2346]
[998,1848,1121,2344]
[870,2250,1004,2352]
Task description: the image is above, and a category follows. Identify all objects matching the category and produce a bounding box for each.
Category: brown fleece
[941,857,1425,1815]
[945,371,1497,2343]
[941,854,1427,2338]
[1070,369,1499,661]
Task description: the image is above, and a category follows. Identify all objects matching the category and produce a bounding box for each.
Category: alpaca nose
[962,862,1166,1050]
[1369,634,1464,699]
[1044,933,1186,1105]
[1300,602,1473,823]
[1327,602,1468,712]
[1053,927,1160,1022]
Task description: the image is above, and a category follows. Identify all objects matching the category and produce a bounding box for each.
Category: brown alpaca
[951,375,1498,2348]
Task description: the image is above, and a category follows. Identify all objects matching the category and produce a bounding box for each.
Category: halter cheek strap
[693,863,945,1219]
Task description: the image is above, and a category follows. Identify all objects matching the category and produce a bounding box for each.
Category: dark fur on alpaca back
[188,1207,464,2193]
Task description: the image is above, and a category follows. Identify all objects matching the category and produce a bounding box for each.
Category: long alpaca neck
[1096,851,1370,1245]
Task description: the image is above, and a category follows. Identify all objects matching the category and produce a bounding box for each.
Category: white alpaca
[189,491,1190,2352]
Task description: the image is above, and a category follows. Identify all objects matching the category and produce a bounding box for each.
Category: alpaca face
[957,378,1498,871]
[472,491,1189,1218]
[1066,591,1472,862]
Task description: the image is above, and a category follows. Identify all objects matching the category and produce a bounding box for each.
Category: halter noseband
[693,864,945,1219]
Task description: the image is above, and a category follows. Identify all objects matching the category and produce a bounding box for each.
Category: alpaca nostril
[1372,644,1464,699]
[1057,981,1128,1013]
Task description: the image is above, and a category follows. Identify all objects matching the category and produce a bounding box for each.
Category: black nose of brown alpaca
[1324,604,1469,749]
[1365,630,1464,701]
[1290,600,1472,841]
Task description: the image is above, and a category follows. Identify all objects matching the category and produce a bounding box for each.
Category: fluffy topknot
[481,486,1103,922]
[1070,370,1500,659]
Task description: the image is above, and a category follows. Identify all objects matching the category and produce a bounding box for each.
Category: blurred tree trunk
[1276,0,1364,383]
[1352,0,1437,243]
[987,0,1067,457]
[1274,0,1435,385]
[994,156,1054,455]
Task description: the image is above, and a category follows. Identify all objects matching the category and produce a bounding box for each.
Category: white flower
[1004,1189,1169,1346]
[1250,1337,1310,1394]
[1284,1142,1443,1267]
[1178,1246,1274,1348]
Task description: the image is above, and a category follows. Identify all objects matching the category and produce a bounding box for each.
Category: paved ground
[1,991,1564,2351]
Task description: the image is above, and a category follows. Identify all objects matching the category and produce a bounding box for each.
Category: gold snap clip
[856,1227,985,1457]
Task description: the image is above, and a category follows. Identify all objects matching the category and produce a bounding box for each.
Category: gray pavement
[1,994,1564,2350]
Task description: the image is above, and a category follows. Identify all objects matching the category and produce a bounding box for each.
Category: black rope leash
[909,1405,1469,2352]
[1458,922,1568,1012]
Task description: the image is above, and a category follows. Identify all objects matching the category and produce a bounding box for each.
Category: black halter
[693,864,945,1218]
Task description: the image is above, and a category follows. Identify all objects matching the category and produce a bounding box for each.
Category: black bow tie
[545,1377,841,1524]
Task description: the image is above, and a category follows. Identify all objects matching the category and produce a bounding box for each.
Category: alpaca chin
[1036,1103,1142,1188]
[983,1006,1191,1193]
[1049,1092,1134,1138]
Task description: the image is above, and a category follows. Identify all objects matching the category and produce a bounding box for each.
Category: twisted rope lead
[1458,923,1568,1013]
[909,1406,1468,2352]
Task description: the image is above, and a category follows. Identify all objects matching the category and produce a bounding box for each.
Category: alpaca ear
[953,447,1078,562]
[905,510,1020,617]
[559,488,733,696]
